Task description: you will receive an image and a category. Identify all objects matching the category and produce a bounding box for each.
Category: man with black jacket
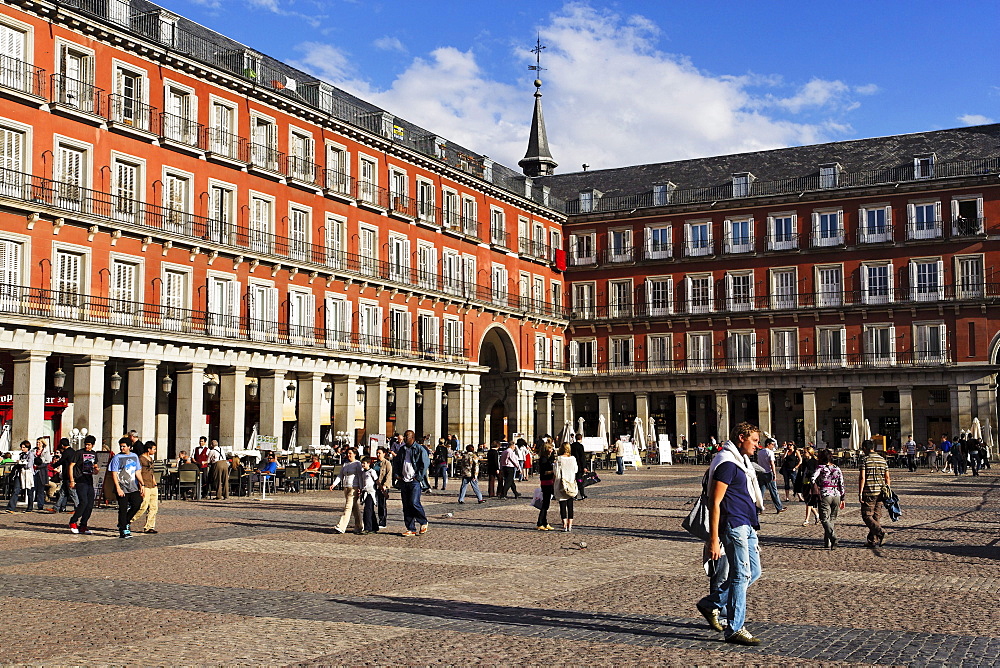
[487,441,501,497]
[570,433,589,500]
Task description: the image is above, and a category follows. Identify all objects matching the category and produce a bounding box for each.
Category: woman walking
[779,444,800,502]
[811,449,846,549]
[535,439,555,530]
[798,446,819,526]
[553,443,579,532]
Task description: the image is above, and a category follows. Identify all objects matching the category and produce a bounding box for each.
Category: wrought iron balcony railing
[50,73,105,116]
[107,94,157,133]
[0,53,47,98]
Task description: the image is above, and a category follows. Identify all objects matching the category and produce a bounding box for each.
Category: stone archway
[479,325,518,443]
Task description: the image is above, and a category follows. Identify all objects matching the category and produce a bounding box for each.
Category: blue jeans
[399,480,427,532]
[762,473,783,511]
[616,456,624,474]
[55,482,79,512]
[719,523,761,635]
[433,463,449,489]
[700,549,731,624]
[457,476,482,502]
[7,477,30,511]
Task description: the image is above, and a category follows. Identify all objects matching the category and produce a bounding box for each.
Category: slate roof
[539,124,1000,201]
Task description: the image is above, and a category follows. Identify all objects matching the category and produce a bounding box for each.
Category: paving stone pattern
[0,466,997,666]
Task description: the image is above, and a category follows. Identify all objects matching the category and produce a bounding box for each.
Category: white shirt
[333,460,364,489]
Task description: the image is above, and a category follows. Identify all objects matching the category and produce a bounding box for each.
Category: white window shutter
[839,328,847,363]
[887,264,894,301]
[860,265,870,302]
[938,325,948,362]
[908,262,917,299]
[936,259,944,298]
[643,227,651,255]
[888,325,897,364]
[724,273,733,309]
[950,199,958,220]
[683,224,691,253]
[707,276,714,310]
[666,277,674,313]
[884,205,892,229]
[305,293,316,331]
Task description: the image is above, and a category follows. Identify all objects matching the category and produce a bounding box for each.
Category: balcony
[951,216,986,237]
[442,210,481,240]
[811,228,845,248]
[107,94,157,135]
[50,74,105,119]
[906,219,942,240]
[249,142,285,176]
[519,237,554,262]
[568,250,597,266]
[322,167,356,202]
[388,193,418,220]
[642,242,673,261]
[766,232,799,251]
[683,239,714,257]
[489,227,510,249]
[857,224,894,244]
[286,155,321,188]
[205,127,250,165]
[722,233,755,255]
[0,54,47,99]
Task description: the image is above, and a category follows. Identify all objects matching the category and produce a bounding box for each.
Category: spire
[519,37,557,177]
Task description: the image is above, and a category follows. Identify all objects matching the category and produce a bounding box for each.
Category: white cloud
[373,36,407,54]
[291,2,875,171]
[244,0,325,29]
[958,114,994,126]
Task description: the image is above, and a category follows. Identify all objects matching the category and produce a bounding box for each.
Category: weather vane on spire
[528,34,546,89]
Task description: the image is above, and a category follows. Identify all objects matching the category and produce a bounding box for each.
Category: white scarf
[709,440,764,512]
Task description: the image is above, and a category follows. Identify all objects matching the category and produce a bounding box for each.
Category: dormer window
[579,188,602,213]
[482,158,493,182]
[914,154,935,179]
[652,182,675,206]
[732,172,754,198]
[819,163,841,189]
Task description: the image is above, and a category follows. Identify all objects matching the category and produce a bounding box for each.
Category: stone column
[332,375,359,436]
[802,388,817,447]
[218,367,248,452]
[756,389,772,437]
[105,367,126,446]
[155,368,170,458]
[365,376,389,437]
[11,351,47,447]
[536,392,553,438]
[174,363,206,454]
[898,387,914,446]
[422,383,443,440]
[635,392,650,439]
[675,391,689,444]
[127,360,159,442]
[394,380,417,436]
[952,384,973,436]
[714,389,729,442]
[257,371,286,443]
[598,392,611,443]
[72,356,107,437]
[466,382,481,446]
[297,372,323,449]
[553,394,568,437]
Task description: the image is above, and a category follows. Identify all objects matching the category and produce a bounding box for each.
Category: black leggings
[537,486,552,526]
[559,498,574,520]
[781,471,794,493]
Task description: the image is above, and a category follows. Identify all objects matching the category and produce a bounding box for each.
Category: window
[0,22,29,93]
[53,248,84,316]
[324,295,351,349]
[416,243,437,290]
[162,172,191,234]
[951,196,984,236]
[865,325,896,366]
[56,43,95,111]
[684,221,712,257]
[646,334,672,372]
[644,225,672,260]
[861,263,893,305]
[726,272,754,311]
[249,194,273,254]
[608,279,633,318]
[325,144,349,193]
[725,217,754,253]
[550,230,561,261]
[112,66,146,129]
[0,124,25,197]
[817,327,846,367]
[490,208,506,246]
[491,264,508,306]
[956,256,983,299]
[727,331,756,370]
[686,274,713,314]
[251,116,278,171]
[645,277,673,316]
[771,329,797,369]
[570,233,595,265]
[859,205,892,243]
[907,201,941,239]
[812,209,843,247]
[461,255,476,297]
[324,215,345,269]
[768,213,797,250]
[578,190,593,213]
[358,302,383,352]
[443,317,464,359]
[207,275,239,337]
[442,190,459,227]
[572,282,595,319]
[819,163,841,189]
[288,207,310,261]
[535,334,548,367]
[442,250,461,296]
[909,259,943,302]
[687,332,712,371]
[610,337,633,371]
[417,312,440,356]
[358,226,377,277]
[388,235,410,283]
[111,158,140,224]
[551,281,562,310]
[0,237,24,311]
[771,268,797,309]
[570,339,596,372]
[55,143,86,210]
[608,228,632,262]
[816,265,842,307]
[732,172,752,198]
[161,267,188,331]
[209,100,237,158]
[389,307,410,352]
[532,276,545,306]
[914,154,934,179]
[389,169,407,200]
[462,197,478,236]
[163,85,195,144]
[915,323,947,363]
[248,282,278,342]
[417,180,435,222]
[652,183,672,206]
[208,183,234,244]
[288,130,315,182]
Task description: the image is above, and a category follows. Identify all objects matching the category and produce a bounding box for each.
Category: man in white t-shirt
[755,439,785,513]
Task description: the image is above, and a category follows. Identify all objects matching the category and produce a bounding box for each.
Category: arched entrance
[479,325,518,443]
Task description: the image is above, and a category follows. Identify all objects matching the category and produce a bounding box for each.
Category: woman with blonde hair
[535,439,555,530]
[552,443,579,532]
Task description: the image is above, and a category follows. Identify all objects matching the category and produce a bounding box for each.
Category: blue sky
[177,0,999,173]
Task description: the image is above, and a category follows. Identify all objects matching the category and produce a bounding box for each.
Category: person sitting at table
[177,451,193,465]
[305,455,322,477]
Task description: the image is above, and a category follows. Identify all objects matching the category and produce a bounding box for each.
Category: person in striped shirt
[858,440,890,547]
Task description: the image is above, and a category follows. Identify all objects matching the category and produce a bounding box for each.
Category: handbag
[682,470,711,541]
[581,471,601,487]
[880,487,901,521]
[531,487,545,510]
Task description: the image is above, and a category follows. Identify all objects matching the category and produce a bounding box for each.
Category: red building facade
[0,0,570,454]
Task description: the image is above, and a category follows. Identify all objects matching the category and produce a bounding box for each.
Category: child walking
[360,457,379,534]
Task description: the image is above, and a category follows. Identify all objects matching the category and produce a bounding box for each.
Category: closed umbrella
[633,416,646,466]
[971,417,982,441]
[984,419,994,462]
[864,419,872,441]
[577,416,585,438]
[851,418,860,451]
[557,420,572,446]
[0,423,10,453]
[598,414,608,448]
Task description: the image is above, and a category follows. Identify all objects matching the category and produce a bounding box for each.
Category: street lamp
[415,389,423,407]
[110,370,122,393]
[441,392,449,408]
[205,375,219,398]
[286,381,296,401]
[53,367,66,390]
[161,374,173,395]
[323,384,333,402]
[387,385,396,404]
[356,384,365,404]
[247,376,258,399]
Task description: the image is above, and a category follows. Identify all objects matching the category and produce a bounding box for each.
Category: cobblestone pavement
[1,465,998,666]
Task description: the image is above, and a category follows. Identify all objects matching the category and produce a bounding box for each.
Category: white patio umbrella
[577,416,585,438]
[971,417,982,440]
[598,414,608,448]
[851,418,861,451]
[0,422,10,453]
[557,420,572,446]
[287,425,297,450]
[633,416,647,468]
[864,419,872,441]
[984,419,994,462]
[648,419,663,464]
[246,423,258,450]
